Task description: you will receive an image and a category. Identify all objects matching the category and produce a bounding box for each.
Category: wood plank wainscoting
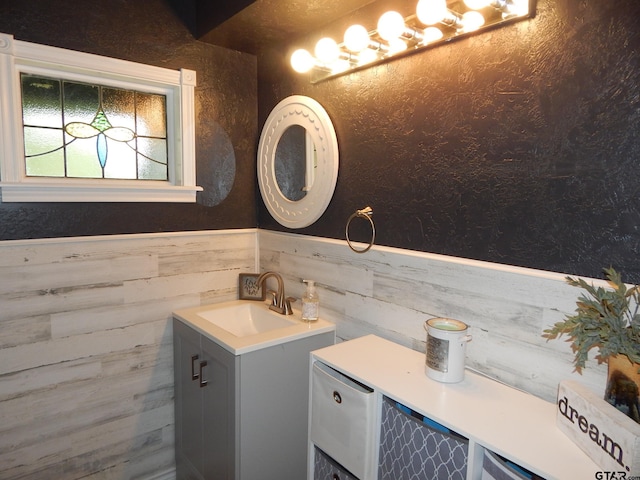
[258,230,607,403]
[0,230,257,479]
[0,228,608,478]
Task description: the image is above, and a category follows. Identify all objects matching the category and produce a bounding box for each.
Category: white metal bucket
[424,318,472,383]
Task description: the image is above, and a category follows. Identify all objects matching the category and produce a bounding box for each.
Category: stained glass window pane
[136,93,166,137]
[103,141,137,179]
[23,127,64,176]
[66,136,106,178]
[137,137,168,180]
[21,73,169,182]
[21,76,62,128]
[103,88,135,131]
[63,82,99,124]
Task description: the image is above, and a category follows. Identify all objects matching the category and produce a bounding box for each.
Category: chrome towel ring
[346,206,375,254]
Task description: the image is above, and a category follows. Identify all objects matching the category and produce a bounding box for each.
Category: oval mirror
[274,125,312,202]
[258,95,338,228]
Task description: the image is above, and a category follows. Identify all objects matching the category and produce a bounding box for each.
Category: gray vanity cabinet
[174,316,335,480]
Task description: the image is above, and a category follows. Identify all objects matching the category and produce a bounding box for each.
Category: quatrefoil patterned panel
[314,446,359,480]
[378,397,468,480]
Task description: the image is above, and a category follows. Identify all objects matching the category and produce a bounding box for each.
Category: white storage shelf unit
[308,335,600,480]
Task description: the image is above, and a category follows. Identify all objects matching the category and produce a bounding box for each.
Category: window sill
[0,181,203,203]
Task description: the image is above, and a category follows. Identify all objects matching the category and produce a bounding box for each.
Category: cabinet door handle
[191,354,199,380]
[199,360,208,388]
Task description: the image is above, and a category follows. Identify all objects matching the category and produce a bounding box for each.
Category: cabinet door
[174,319,206,480]
[200,335,237,480]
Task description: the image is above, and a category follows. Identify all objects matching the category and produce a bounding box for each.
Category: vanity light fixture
[290,0,534,83]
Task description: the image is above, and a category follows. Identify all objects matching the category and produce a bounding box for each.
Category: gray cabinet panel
[174,319,207,479]
[239,333,335,479]
[174,319,237,480]
[201,334,237,479]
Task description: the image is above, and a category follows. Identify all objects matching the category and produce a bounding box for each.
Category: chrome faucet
[257,271,295,315]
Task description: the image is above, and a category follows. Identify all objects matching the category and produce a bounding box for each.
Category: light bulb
[377,11,405,41]
[503,0,529,16]
[464,0,490,10]
[422,27,444,44]
[331,58,350,74]
[358,48,378,66]
[387,38,408,55]
[290,49,314,73]
[416,0,448,25]
[461,11,485,31]
[315,37,340,64]
[344,24,370,53]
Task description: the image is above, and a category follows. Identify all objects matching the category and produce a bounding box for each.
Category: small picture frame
[238,273,265,301]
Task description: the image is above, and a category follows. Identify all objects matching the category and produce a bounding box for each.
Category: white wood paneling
[0,254,159,294]
[259,230,608,402]
[0,227,612,479]
[0,229,257,480]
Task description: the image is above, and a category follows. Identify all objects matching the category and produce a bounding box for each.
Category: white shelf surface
[311,334,600,480]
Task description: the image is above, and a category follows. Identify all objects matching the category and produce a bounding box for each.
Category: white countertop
[173,300,335,355]
[311,334,601,480]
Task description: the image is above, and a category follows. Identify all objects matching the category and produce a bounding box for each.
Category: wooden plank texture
[259,230,608,402]
[0,230,256,480]
[0,228,612,478]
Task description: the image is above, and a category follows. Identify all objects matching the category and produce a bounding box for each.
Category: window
[22,75,169,181]
[0,33,201,202]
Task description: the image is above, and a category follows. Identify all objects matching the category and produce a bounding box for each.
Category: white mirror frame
[258,95,339,229]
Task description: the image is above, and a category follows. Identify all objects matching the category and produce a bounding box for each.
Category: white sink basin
[173,300,335,355]
[197,303,297,337]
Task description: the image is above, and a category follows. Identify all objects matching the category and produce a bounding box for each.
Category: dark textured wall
[0,0,257,239]
[257,0,640,282]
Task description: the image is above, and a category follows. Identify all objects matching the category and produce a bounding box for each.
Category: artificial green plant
[544,267,640,371]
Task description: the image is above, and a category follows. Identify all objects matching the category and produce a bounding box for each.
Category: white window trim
[0,33,202,203]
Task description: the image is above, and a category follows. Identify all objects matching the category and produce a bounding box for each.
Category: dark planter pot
[605,354,640,424]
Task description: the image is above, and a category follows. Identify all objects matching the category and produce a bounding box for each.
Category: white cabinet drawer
[311,361,376,480]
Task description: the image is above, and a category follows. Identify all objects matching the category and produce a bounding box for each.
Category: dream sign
[557,381,640,476]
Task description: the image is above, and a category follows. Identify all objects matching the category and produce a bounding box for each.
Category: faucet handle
[284,297,296,315]
[266,289,277,306]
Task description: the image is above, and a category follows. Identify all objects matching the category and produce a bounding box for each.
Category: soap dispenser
[302,279,319,321]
